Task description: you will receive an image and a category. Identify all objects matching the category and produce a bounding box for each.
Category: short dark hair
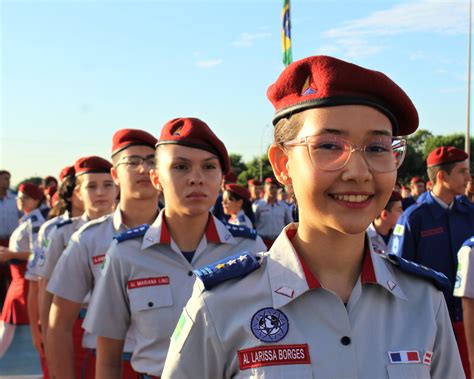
[427,162,457,184]
[0,170,11,178]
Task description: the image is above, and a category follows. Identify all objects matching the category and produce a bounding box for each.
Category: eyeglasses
[282,134,407,173]
[115,155,156,170]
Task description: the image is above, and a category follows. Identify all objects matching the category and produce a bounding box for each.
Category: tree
[237,154,273,185]
[229,154,247,176]
[15,177,42,191]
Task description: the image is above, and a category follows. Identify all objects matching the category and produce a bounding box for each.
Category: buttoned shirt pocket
[128,284,174,338]
[236,365,313,378]
[386,364,430,379]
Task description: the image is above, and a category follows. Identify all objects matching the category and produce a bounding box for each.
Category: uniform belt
[78,308,88,319]
[88,349,134,361]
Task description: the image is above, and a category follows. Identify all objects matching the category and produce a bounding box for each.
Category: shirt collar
[142,209,236,250]
[112,207,127,232]
[430,191,452,209]
[268,224,406,309]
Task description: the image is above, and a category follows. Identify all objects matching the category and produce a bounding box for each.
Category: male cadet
[367,191,403,253]
[46,129,158,379]
[454,237,474,376]
[389,146,473,378]
[401,176,426,210]
[252,177,293,248]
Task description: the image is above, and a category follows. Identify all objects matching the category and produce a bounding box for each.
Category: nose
[188,167,204,186]
[340,149,372,183]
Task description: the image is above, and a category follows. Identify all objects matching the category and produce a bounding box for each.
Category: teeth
[333,194,369,203]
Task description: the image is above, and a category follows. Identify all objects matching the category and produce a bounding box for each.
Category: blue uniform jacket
[389,191,474,321]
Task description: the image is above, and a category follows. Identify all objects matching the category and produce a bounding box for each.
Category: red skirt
[0,262,29,324]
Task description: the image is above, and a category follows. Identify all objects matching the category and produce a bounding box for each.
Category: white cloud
[196,59,223,68]
[232,32,272,47]
[321,0,468,58]
[324,0,467,39]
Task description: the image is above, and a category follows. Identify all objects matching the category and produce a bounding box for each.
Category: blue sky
[1,0,471,184]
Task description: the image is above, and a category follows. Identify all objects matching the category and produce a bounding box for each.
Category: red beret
[267,56,419,136]
[388,191,403,203]
[18,182,43,201]
[111,129,157,157]
[224,172,238,184]
[225,183,250,201]
[247,179,262,186]
[74,156,112,176]
[59,165,75,181]
[410,176,423,184]
[265,177,278,185]
[427,146,468,167]
[156,117,230,174]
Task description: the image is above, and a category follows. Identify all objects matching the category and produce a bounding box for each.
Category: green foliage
[229,154,247,176]
[237,154,273,185]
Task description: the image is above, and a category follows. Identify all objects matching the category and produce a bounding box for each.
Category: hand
[31,327,44,354]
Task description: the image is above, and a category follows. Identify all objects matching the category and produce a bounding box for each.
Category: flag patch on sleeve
[388,350,420,364]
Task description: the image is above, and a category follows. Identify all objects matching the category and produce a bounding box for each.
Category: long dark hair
[48,176,77,219]
[224,189,256,228]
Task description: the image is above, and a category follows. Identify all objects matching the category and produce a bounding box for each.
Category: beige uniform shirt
[162,224,464,379]
[25,212,68,280]
[36,213,89,279]
[366,223,388,254]
[83,210,266,376]
[47,208,132,349]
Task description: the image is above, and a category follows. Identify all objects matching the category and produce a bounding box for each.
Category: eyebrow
[318,128,392,137]
[172,156,219,163]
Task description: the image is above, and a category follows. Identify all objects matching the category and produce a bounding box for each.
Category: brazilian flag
[282,0,292,66]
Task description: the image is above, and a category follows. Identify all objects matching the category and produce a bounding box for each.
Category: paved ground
[0,327,42,377]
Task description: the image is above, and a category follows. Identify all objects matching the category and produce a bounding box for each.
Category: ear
[380,209,389,220]
[110,166,120,186]
[150,169,162,191]
[268,144,291,186]
[437,170,447,183]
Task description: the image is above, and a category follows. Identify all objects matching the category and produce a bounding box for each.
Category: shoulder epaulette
[223,223,257,240]
[385,254,451,295]
[113,224,149,243]
[193,252,261,290]
[56,219,73,229]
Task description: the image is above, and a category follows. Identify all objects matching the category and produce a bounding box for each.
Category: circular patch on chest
[250,307,289,343]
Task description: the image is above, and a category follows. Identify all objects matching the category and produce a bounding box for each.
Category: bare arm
[39,279,53,341]
[46,295,82,379]
[96,336,125,379]
[462,297,474,375]
[27,280,43,354]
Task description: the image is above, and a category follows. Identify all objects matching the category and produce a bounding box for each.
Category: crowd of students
[0,54,473,379]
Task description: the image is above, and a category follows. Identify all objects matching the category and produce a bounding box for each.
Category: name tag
[92,255,106,265]
[420,227,444,238]
[238,344,311,370]
[128,276,170,289]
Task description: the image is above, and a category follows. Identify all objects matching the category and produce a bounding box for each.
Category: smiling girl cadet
[161,56,464,379]
[84,117,266,379]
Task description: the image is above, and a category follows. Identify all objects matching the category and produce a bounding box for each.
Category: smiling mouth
[331,194,372,203]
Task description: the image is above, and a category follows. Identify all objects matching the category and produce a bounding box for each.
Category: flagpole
[466,0,471,164]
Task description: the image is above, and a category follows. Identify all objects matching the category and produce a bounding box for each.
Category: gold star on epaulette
[215,263,226,269]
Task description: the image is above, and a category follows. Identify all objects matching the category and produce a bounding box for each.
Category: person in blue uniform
[389,145,473,378]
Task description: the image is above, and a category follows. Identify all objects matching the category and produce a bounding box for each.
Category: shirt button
[148,302,154,307]
[188,271,193,276]
[341,336,351,346]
